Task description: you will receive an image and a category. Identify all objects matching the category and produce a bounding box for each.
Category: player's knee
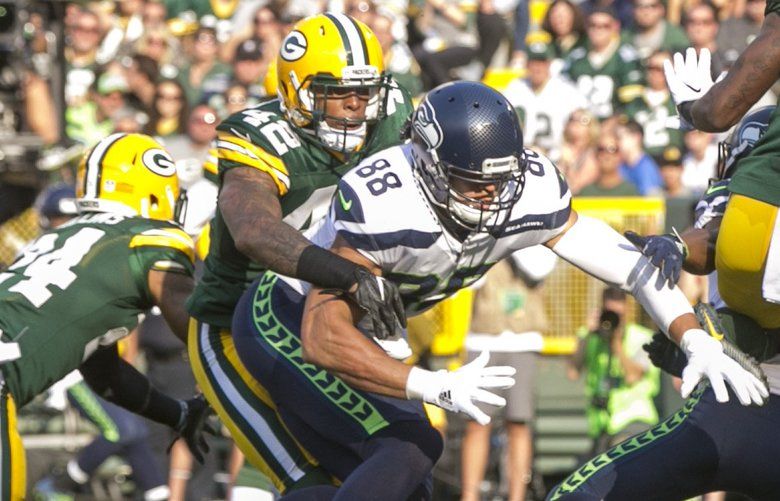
[378,420,443,468]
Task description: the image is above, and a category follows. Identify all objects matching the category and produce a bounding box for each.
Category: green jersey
[563,42,645,120]
[729,99,780,206]
[624,90,685,159]
[0,213,194,406]
[187,82,413,328]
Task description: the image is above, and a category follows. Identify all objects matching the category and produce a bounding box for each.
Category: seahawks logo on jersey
[281,30,307,61]
[413,99,443,150]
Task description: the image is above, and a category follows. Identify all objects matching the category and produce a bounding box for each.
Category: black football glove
[170,395,216,463]
[624,231,688,288]
[644,332,687,378]
[338,267,407,340]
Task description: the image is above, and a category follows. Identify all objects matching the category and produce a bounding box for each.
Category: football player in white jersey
[229,81,768,500]
[504,41,587,162]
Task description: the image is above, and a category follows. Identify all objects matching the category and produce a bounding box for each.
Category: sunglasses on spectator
[597,145,619,154]
[569,114,592,126]
[157,92,182,102]
[196,32,217,44]
[646,64,664,72]
[635,2,660,9]
[588,21,613,30]
[686,17,716,26]
[74,24,100,34]
[227,94,247,105]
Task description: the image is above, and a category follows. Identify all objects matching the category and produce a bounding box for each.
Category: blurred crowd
[11,0,773,206]
[3,0,774,499]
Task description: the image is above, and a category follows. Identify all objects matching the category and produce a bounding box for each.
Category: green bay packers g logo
[142,148,177,177]
[281,30,307,61]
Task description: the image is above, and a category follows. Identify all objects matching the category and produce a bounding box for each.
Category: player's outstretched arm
[149,269,195,344]
[79,346,215,462]
[669,14,780,131]
[221,167,406,339]
[301,236,515,424]
[546,211,769,405]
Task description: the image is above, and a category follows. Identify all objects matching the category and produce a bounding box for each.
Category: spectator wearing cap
[682,129,718,195]
[579,0,634,27]
[221,6,282,70]
[579,132,639,196]
[656,146,691,199]
[369,9,424,98]
[622,0,689,61]
[683,2,727,77]
[717,0,766,66]
[616,118,663,196]
[624,50,685,160]
[179,25,232,107]
[562,7,645,120]
[230,38,268,100]
[65,69,130,146]
[541,0,587,61]
[504,41,587,163]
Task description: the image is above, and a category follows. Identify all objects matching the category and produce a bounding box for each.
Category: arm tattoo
[221,167,312,277]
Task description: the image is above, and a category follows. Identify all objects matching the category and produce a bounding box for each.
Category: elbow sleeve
[551,215,693,335]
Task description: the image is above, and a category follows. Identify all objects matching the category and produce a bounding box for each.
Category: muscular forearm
[220,168,312,277]
[689,14,780,131]
[301,292,410,398]
[681,224,718,275]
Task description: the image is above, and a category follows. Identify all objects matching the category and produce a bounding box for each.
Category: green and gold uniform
[186,86,413,493]
[563,43,645,120]
[717,1,780,329]
[0,212,194,498]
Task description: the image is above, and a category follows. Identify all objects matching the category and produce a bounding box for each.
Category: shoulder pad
[129,226,195,264]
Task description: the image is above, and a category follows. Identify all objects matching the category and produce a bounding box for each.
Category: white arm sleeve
[550,215,693,336]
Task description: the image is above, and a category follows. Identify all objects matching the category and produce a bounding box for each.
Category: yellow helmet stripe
[84,132,126,198]
[324,12,368,66]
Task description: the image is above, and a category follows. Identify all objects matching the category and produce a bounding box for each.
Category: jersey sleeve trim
[336,228,441,251]
[129,228,195,264]
[216,132,291,195]
[502,205,572,237]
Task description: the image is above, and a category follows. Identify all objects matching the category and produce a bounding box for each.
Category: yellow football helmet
[277,12,389,153]
[76,133,182,222]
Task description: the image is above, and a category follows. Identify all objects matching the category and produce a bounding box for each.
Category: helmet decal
[413,100,443,150]
[142,148,177,177]
[323,12,369,66]
[280,30,307,61]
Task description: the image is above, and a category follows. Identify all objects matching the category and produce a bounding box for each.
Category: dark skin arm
[300,235,411,398]
[690,12,780,131]
[680,217,721,275]
[148,268,195,344]
[220,167,313,277]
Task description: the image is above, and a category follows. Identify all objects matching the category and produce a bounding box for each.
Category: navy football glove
[625,231,688,288]
[170,395,216,463]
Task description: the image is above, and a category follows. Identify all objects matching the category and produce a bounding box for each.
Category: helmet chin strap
[317,120,367,153]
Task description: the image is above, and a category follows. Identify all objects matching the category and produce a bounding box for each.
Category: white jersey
[284,144,572,317]
[504,77,587,162]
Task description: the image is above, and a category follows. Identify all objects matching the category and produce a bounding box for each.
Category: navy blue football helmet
[35,183,78,230]
[717,105,775,180]
[410,81,526,233]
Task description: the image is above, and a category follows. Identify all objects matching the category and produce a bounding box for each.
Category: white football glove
[679,329,769,406]
[405,350,516,425]
[663,48,715,129]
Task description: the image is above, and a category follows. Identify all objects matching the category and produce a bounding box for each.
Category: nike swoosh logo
[338,190,353,212]
[705,184,728,196]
